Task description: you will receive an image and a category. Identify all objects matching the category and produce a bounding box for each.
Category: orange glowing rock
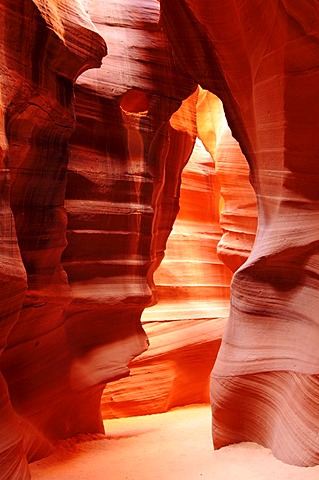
[0,1,105,477]
[161,0,319,466]
[101,84,258,418]
[63,0,196,419]
[196,89,257,273]
[0,0,198,475]
[102,132,232,417]
[1,0,319,475]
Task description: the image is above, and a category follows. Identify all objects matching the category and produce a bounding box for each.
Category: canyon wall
[102,134,232,418]
[0,0,200,478]
[63,0,197,390]
[63,0,199,420]
[0,1,106,478]
[101,89,255,418]
[196,89,257,272]
[161,0,319,467]
[0,0,318,476]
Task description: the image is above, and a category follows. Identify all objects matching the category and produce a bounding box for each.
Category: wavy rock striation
[101,87,258,418]
[63,0,197,423]
[0,0,198,476]
[101,86,256,417]
[1,0,318,475]
[0,0,105,478]
[102,128,232,417]
[196,89,257,272]
[161,0,319,467]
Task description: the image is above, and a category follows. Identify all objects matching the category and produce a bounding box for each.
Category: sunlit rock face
[101,86,257,418]
[102,134,232,417]
[63,0,198,419]
[0,0,198,475]
[0,0,199,476]
[0,0,105,478]
[2,0,318,476]
[161,0,319,466]
[196,90,257,272]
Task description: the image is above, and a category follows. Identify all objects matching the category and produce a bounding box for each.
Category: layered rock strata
[102,136,232,417]
[63,0,198,424]
[102,87,259,417]
[196,89,257,272]
[0,0,199,476]
[0,1,105,478]
[161,0,319,466]
[1,0,318,475]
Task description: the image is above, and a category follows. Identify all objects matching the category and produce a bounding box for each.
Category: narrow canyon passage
[1,0,319,478]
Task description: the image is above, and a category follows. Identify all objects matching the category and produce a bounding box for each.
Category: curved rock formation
[161,0,319,466]
[0,0,105,477]
[0,0,198,475]
[196,89,257,272]
[62,0,197,428]
[102,131,232,417]
[101,86,258,418]
[1,0,318,475]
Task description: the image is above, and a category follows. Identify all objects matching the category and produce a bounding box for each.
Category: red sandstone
[0,0,318,478]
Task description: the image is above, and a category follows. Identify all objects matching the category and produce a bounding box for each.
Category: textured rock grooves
[1,0,319,476]
[0,1,106,478]
[161,0,319,467]
[101,88,253,418]
[195,89,257,273]
[63,0,197,417]
[101,133,232,418]
[0,0,199,477]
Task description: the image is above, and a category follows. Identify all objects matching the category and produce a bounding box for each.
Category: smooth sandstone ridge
[102,131,232,418]
[160,0,319,467]
[0,0,197,478]
[63,0,198,417]
[0,1,106,478]
[0,0,318,477]
[101,89,253,417]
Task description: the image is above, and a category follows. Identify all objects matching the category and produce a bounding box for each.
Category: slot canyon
[0,0,319,478]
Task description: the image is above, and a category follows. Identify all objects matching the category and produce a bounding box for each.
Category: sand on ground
[30,405,319,479]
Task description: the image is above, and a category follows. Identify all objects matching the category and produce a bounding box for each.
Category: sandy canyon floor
[30,405,319,479]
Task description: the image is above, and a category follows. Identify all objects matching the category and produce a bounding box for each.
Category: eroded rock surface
[1,0,319,475]
[196,89,257,272]
[0,0,200,476]
[161,0,319,466]
[63,0,198,417]
[102,132,232,417]
[0,0,105,477]
[101,85,258,417]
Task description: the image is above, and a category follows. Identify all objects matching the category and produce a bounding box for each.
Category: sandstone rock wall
[0,0,198,477]
[102,131,232,417]
[196,89,257,272]
[0,1,105,477]
[63,0,197,418]
[101,87,255,418]
[1,0,318,475]
[161,0,319,466]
